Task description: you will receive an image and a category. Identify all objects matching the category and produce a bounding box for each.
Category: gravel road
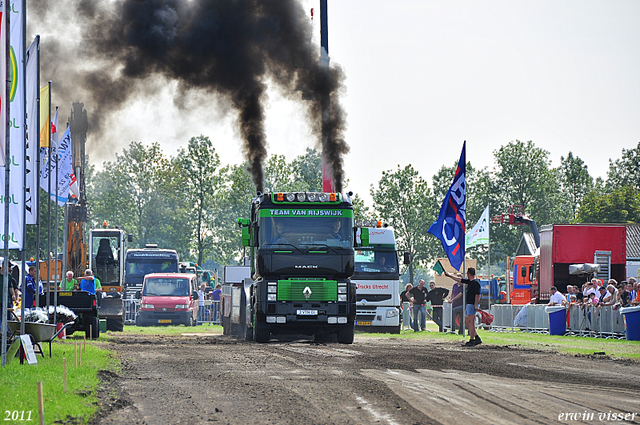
[93,332,640,425]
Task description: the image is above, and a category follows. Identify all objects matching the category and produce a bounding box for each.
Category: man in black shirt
[426,281,449,332]
[409,279,428,331]
[444,267,482,346]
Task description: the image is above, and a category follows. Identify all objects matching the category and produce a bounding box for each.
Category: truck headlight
[267,293,277,301]
[337,287,347,294]
[338,294,347,302]
[267,285,277,293]
[175,304,189,309]
[386,309,399,318]
[141,304,154,309]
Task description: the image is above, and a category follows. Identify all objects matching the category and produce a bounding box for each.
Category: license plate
[357,321,372,326]
[158,319,172,324]
[297,309,318,316]
[59,292,72,296]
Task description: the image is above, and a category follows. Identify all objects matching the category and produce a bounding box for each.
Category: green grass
[0,336,118,424]
[117,323,223,336]
[357,323,640,360]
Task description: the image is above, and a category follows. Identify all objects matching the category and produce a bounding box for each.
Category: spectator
[597,285,611,306]
[0,261,14,339]
[426,281,449,332]
[198,283,206,323]
[448,278,464,335]
[631,279,640,306]
[408,279,428,332]
[444,267,482,347]
[211,284,222,324]
[59,271,79,291]
[400,283,413,331]
[583,279,597,298]
[548,286,567,306]
[80,269,102,297]
[0,262,17,308]
[23,266,43,309]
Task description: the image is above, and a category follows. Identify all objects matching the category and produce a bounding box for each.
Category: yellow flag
[40,85,50,148]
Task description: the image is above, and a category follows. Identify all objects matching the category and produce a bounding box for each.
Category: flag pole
[488,203,491,312]
[34,36,41,308]
[46,84,52,313]
[19,0,27,335]
[1,0,11,368]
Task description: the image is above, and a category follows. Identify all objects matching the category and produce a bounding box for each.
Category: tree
[576,185,640,223]
[558,152,593,220]
[488,140,570,259]
[607,142,640,191]
[89,142,190,255]
[175,136,221,265]
[371,165,436,283]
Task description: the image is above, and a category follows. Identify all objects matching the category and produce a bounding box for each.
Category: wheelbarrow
[7,320,75,358]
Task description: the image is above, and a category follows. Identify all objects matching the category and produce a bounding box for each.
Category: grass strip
[0,337,118,424]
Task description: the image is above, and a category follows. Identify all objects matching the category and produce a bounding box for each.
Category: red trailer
[536,224,627,302]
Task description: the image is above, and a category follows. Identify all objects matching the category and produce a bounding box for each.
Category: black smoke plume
[28,0,349,192]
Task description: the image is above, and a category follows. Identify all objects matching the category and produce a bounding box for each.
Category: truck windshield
[354,250,398,274]
[143,278,190,296]
[126,259,178,277]
[259,216,353,249]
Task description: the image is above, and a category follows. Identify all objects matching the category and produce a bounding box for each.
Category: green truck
[239,191,366,343]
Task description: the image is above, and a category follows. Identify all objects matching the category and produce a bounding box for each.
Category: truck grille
[277,278,337,302]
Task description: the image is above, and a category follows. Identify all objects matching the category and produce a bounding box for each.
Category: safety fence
[198,300,221,325]
[442,302,627,338]
[122,298,221,325]
[487,304,626,338]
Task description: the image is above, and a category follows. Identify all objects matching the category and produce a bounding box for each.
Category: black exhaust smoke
[30,0,348,192]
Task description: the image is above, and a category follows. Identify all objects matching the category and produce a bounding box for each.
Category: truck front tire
[253,305,270,343]
[337,322,355,344]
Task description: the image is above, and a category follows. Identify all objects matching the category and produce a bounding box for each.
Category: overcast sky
[71,1,640,206]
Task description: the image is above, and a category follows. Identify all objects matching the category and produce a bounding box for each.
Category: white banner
[466,205,490,248]
[26,37,39,224]
[0,0,25,249]
[41,126,73,206]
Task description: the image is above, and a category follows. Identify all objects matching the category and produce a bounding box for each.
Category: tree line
[24,138,640,280]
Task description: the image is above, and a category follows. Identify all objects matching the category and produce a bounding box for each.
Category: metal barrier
[123,298,140,325]
[488,303,627,338]
[198,300,221,325]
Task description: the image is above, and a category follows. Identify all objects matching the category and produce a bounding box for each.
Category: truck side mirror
[238,218,251,247]
[127,234,133,243]
[191,290,199,300]
[135,291,141,299]
[521,266,527,278]
[359,227,369,246]
[403,252,411,265]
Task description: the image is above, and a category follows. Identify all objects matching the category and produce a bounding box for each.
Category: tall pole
[1,0,11,367]
[319,0,334,193]
[19,0,27,335]
[34,36,41,308]
[46,87,52,311]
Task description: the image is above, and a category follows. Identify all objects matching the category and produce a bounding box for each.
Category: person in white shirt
[583,279,597,298]
[548,286,566,306]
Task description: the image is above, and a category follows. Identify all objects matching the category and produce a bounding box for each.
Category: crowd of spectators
[561,277,639,309]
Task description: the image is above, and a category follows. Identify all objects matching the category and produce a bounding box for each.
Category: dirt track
[94,332,640,425]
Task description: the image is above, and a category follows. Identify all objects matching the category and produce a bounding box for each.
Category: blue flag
[428,142,466,271]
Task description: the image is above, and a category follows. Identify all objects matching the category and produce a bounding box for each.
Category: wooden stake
[75,341,78,368]
[83,334,86,351]
[37,382,45,425]
[79,345,82,367]
[63,358,67,393]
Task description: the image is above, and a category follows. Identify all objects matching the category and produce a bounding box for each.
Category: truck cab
[240,191,360,343]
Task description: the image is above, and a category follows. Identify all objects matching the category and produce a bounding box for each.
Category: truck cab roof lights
[329,193,337,202]
[286,193,296,202]
[297,193,306,202]
[276,193,284,201]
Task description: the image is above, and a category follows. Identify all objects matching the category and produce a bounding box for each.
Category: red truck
[508,224,627,304]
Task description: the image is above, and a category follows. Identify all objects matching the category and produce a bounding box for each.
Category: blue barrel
[545,306,567,336]
[619,306,640,341]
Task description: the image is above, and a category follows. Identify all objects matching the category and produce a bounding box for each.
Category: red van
[136,273,199,326]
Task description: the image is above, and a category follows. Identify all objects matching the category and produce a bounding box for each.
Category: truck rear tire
[337,323,355,344]
[85,315,100,339]
[106,317,124,332]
